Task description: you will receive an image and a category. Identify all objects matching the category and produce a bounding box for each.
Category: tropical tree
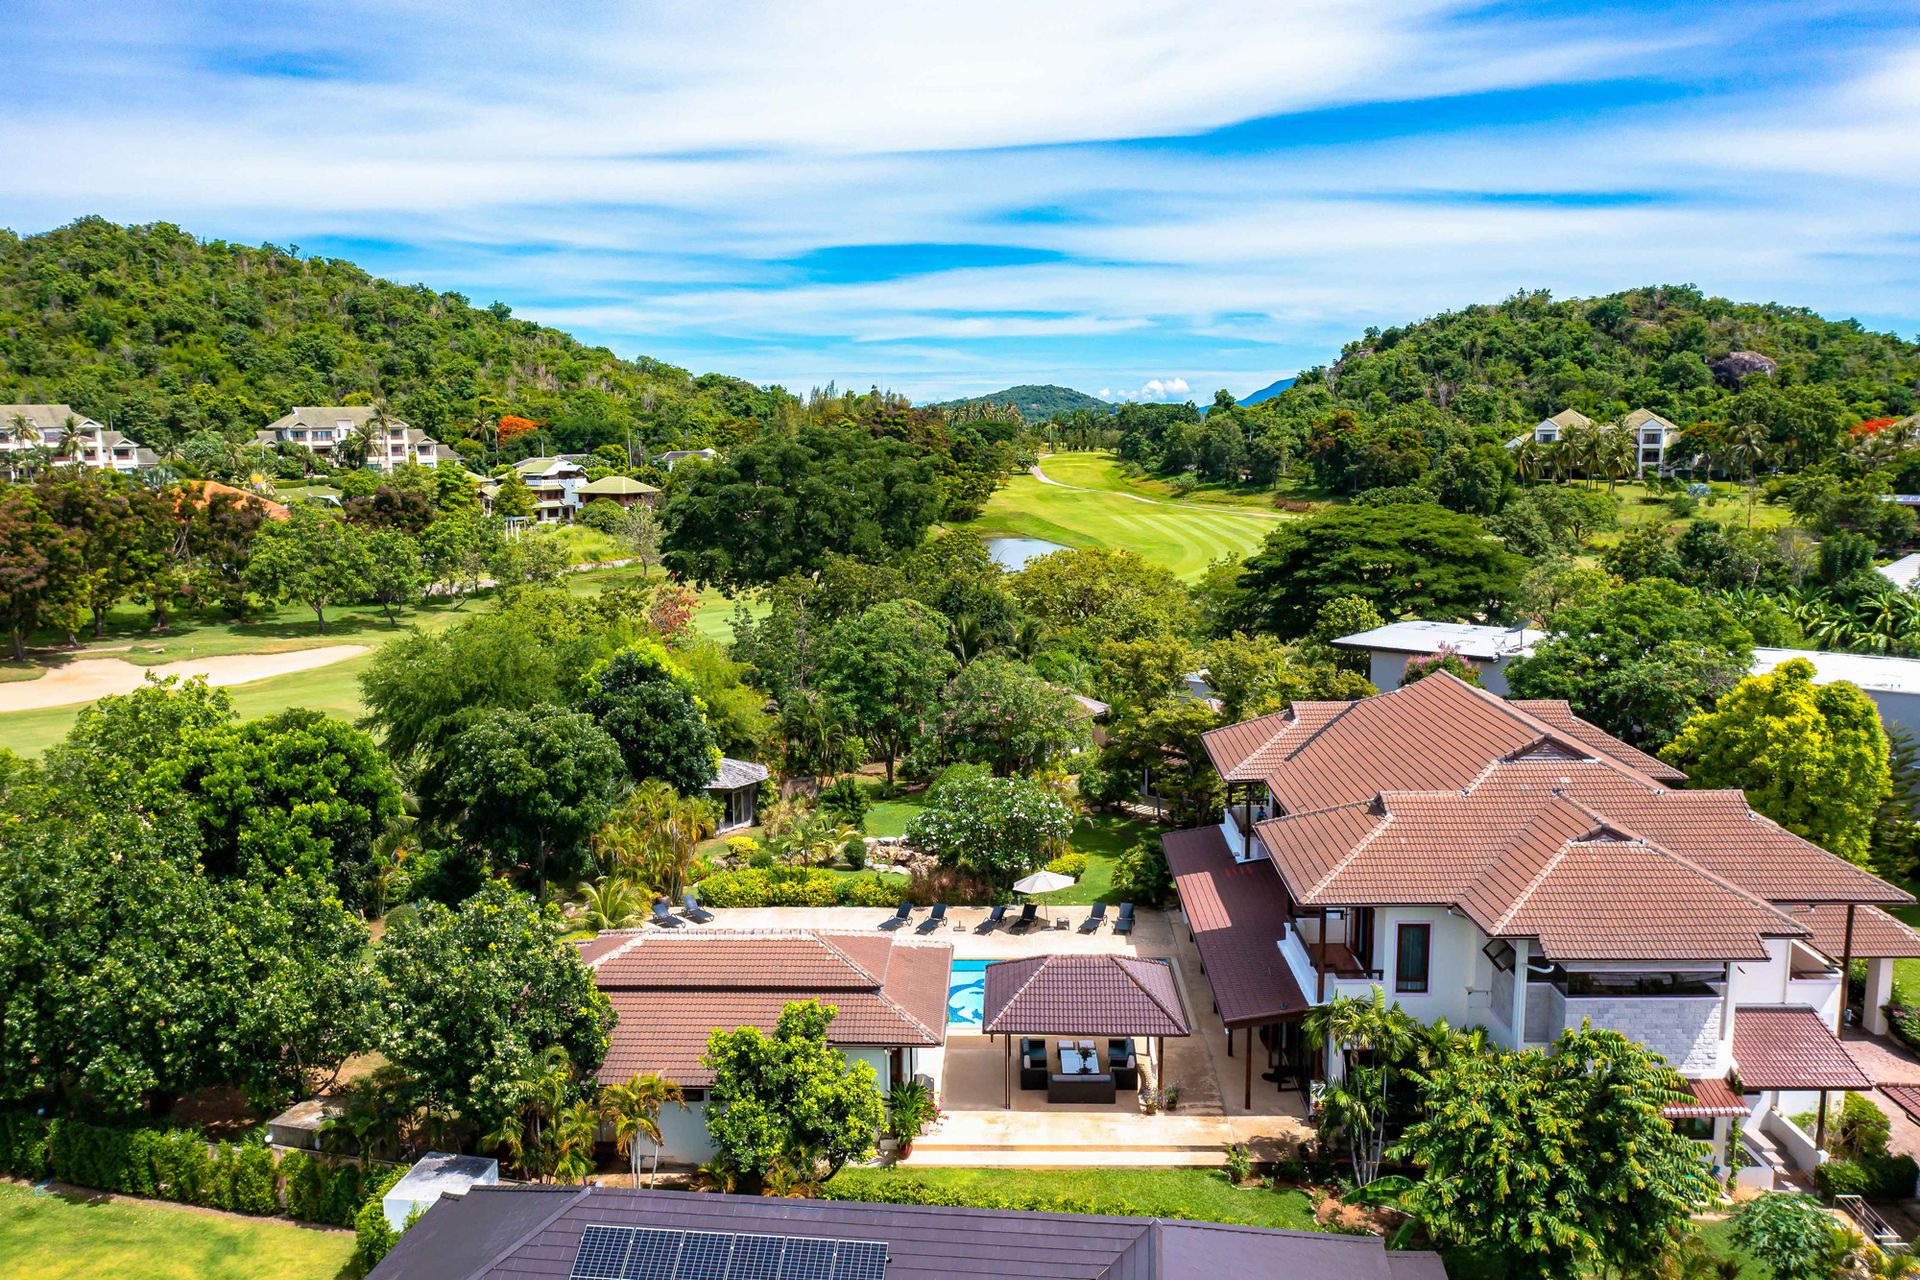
[1597,423,1637,493]
[577,876,648,930]
[581,643,720,794]
[592,780,720,901]
[246,504,374,631]
[818,600,955,786]
[1727,1193,1845,1280]
[602,1073,685,1187]
[903,770,1075,890]
[549,1099,601,1185]
[1726,417,1770,528]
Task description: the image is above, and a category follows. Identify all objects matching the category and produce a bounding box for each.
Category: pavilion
[981,953,1193,1108]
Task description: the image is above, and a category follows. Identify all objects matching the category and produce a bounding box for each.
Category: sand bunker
[0,645,370,713]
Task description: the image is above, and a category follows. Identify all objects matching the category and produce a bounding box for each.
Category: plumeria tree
[904,769,1075,890]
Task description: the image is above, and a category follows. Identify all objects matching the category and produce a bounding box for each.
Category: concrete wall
[1370,907,1492,1030]
[1871,689,1920,740]
[1564,994,1724,1074]
[654,1047,901,1168]
[1525,980,1564,1046]
[1731,939,1792,1007]
[1364,651,1512,695]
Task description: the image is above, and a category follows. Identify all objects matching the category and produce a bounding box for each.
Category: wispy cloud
[2,1,1918,399]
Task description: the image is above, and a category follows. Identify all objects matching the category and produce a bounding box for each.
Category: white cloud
[1120,377,1191,403]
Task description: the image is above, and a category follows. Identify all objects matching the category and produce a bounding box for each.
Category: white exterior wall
[1364,651,1513,695]
[1367,907,1490,1030]
[654,1046,900,1167]
[1731,939,1793,1007]
[1870,689,1920,740]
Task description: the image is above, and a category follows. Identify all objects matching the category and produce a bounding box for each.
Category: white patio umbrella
[1011,869,1076,926]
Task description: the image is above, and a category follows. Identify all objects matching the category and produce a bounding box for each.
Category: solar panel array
[570,1226,888,1280]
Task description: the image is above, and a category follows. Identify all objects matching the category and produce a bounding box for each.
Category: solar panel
[571,1226,887,1280]
[572,1226,633,1280]
[828,1241,889,1280]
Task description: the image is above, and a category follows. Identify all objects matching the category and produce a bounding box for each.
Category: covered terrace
[983,953,1192,1109]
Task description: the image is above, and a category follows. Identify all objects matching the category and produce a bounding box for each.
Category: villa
[253,406,453,472]
[511,455,590,523]
[0,403,158,473]
[575,930,952,1166]
[1163,672,1920,1178]
[1507,406,1684,474]
[369,1185,1442,1279]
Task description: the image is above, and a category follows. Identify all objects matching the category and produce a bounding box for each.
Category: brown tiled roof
[1243,675,1671,812]
[584,931,951,1086]
[1507,699,1687,782]
[1878,1085,1920,1124]
[981,954,1192,1038]
[1164,826,1309,1026]
[1799,905,1920,961]
[1732,1006,1872,1091]
[1663,1076,1748,1118]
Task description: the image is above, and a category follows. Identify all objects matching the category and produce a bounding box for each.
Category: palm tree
[548,1100,601,1186]
[948,612,986,663]
[1558,421,1599,488]
[365,397,400,468]
[1597,425,1636,494]
[57,414,87,465]
[601,1073,684,1187]
[1011,617,1050,661]
[1725,418,1769,528]
[577,876,648,930]
[1514,438,1543,487]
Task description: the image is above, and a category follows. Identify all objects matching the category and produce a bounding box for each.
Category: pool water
[946,959,989,1029]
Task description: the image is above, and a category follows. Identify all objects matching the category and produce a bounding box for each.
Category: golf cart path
[0,645,370,712]
[1028,459,1288,517]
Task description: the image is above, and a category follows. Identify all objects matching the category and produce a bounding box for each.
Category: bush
[1833,1091,1892,1161]
[1111,840,1172,905]
[149,1128,212,1204]
[697,866,838,907]
[1046,852,1089,878]
[1668,495,1699,518]
[579,498,626,534]
[747,849,776,869]
[819,777,870,828]
[823,1174,1206,1223]
[842,837,868,871]
[0,1111,50,1179]
[723,835,760,862]
[1815,1157,1874,1199]
[352,1165,412,1276]
[836,875,906,907]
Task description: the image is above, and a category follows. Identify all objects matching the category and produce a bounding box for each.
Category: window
[1395,923,1431,994]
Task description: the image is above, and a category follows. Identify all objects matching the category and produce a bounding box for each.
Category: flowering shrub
[1046,853,1089,878]
[1401,645,1481,687]
[904,773,1074,889]
[695,866,906,908]
[496,414,540,441]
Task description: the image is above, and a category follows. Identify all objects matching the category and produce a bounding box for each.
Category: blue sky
[3,1,1920,402]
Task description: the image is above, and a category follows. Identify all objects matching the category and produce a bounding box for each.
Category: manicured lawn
[1032,813,1160,906]
[0,1181,354,1280]
[863,798,927,839]
[1582,479,1796,546]
[959,470,1280,581]
[824,1166,1318,1231]
[1036,452,1283,512]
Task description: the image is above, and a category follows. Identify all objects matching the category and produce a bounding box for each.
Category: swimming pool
[946,959,989,1030]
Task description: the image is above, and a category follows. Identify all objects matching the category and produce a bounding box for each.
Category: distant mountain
[1240,376,1295,406]
[934,384,1112,420]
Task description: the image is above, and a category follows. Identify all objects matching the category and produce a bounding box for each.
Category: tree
[702,999,886,1187]
[491,473,536,520]
[143,706,406,911]
[601,1074,684,1187]
[1662,659,1891,864]
[361,529,426,624]
[1200,631,1375,720]
[1727,1194,1845,1280]
[247,504,374,632]
[1095,636,1196,711]
[440,704,625,899]
[35,468,148,638]
[591,780,719,901]
[182,489,265,618]
[580,643,720,794]
[662,426,941,590]
[0,485,79,659]
[818,600,954,786]
[1006,547,1197,651]
[374,881,613,1133]
[614,504,663,577]
[1506,579,1753,748]
[923,656,1090,780]
[903,770,1074,890]
[1235,504,1524,638]
[420,512,502,602]
[1086,697,1223,825]
[1396,1025,1715,1280]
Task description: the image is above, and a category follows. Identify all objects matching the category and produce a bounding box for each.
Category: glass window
[1395,923,1431,994]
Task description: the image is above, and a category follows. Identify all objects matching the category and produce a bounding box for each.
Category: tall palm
[1514,438,1542,487]
[365,397,400,467]
[601,1073,684,1187]
[1597,425,1636,493]
[1724,418,1769,528]
[549,1100,601,1186]
[1011,617,1050,661]
[57,414,86,464]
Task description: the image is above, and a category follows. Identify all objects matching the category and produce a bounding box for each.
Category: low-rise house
[1164,673,1920,1176]
[575,930,951,1165]
[654,447,718,470]
[574,473,662,509]
[1507,406,1683,474]
[254,407,453,473]
[706,757,769,833]
[1331,620,1543,695]
[0,403,157,473]
[371,1184,1443,1280]
[511,455,589,523]
[1880,552,1920,592]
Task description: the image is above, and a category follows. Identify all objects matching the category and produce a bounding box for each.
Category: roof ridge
[1303,809,1393,902]
[1487,812,1578,933]
[1115,956,1184,1026]
[789,932,882,986]
[586,932,649,972]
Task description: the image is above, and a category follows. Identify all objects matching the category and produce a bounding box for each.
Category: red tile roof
[1798,905,1920,961]
[1663,1076,1749,1118]
[1878,1085,1920,1124]
[1163,826,1310,1026]
[1732,1006,1872,1091]
[981,953,1192,1038]
[582,931,951,1086]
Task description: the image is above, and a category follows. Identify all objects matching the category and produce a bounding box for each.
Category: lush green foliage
[695,866,904,908]
[1727,1193,1846,1280]
[936,384,1112,420]
[818,600,956,784]
[904,771,1074,889]
[1007,546,1196,650]
[1663,658,1891,863]
[582,643,721,793]
[917,654,1088,776]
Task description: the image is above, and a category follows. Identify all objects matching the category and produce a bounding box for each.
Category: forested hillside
[935,384,1110,420]
[0,217,787,458]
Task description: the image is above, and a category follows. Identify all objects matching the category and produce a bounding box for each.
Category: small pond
[985,537,1066,571]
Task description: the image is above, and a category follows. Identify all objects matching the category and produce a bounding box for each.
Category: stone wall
[1564,994,1722,1073]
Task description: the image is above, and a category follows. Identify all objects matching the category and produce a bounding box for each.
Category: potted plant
[887,1080,936,1159]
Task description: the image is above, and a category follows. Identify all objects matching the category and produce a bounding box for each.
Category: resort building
[511,455,589,523]
[575,473,662,509]
[1507,406,1684,474]
[1164,673,1920,1180]
[706,758,770,834]
[0,403,157,473]
[575,931,951,1166]
[253,406,453,472]
[371,1184,1442,1280]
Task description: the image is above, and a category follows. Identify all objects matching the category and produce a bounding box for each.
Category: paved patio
[674,903,1313,1166]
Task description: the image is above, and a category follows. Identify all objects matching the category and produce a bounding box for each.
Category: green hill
[0,217,785,457]
[934,384,1111,421]
[1288,284,1920,427]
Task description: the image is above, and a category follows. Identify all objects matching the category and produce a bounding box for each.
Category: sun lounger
[916,904,948,934]
[1010,903,1039,933]
[1078,902,1108,933]
[975,905,1008,933]
[681,893,714,923]
[879,903,913,931]
[1113,903,1136,936]
[650,901,683,928]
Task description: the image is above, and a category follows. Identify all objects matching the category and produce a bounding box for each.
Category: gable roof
[1621,407,1678,433]
[581,931,950,1086]
[1204,673,1682,807]
[1541,409,1594,431]
[576,474,661,497]
[370,1185,1442,1280]
[981,954,1192,1037]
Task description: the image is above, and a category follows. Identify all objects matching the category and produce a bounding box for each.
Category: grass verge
[824,1166,1318,1231]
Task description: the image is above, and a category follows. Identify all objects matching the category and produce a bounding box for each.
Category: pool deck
[662,904,1313,1167]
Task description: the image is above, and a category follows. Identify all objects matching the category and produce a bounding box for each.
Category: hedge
[353,1164,415,1275]
[1814,1152,1920,1202]
[821,1174,1204,1221]
[697,867,905,908]
[0,1109,389,1230]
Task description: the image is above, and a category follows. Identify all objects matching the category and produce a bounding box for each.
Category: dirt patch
[0,646,369,713]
